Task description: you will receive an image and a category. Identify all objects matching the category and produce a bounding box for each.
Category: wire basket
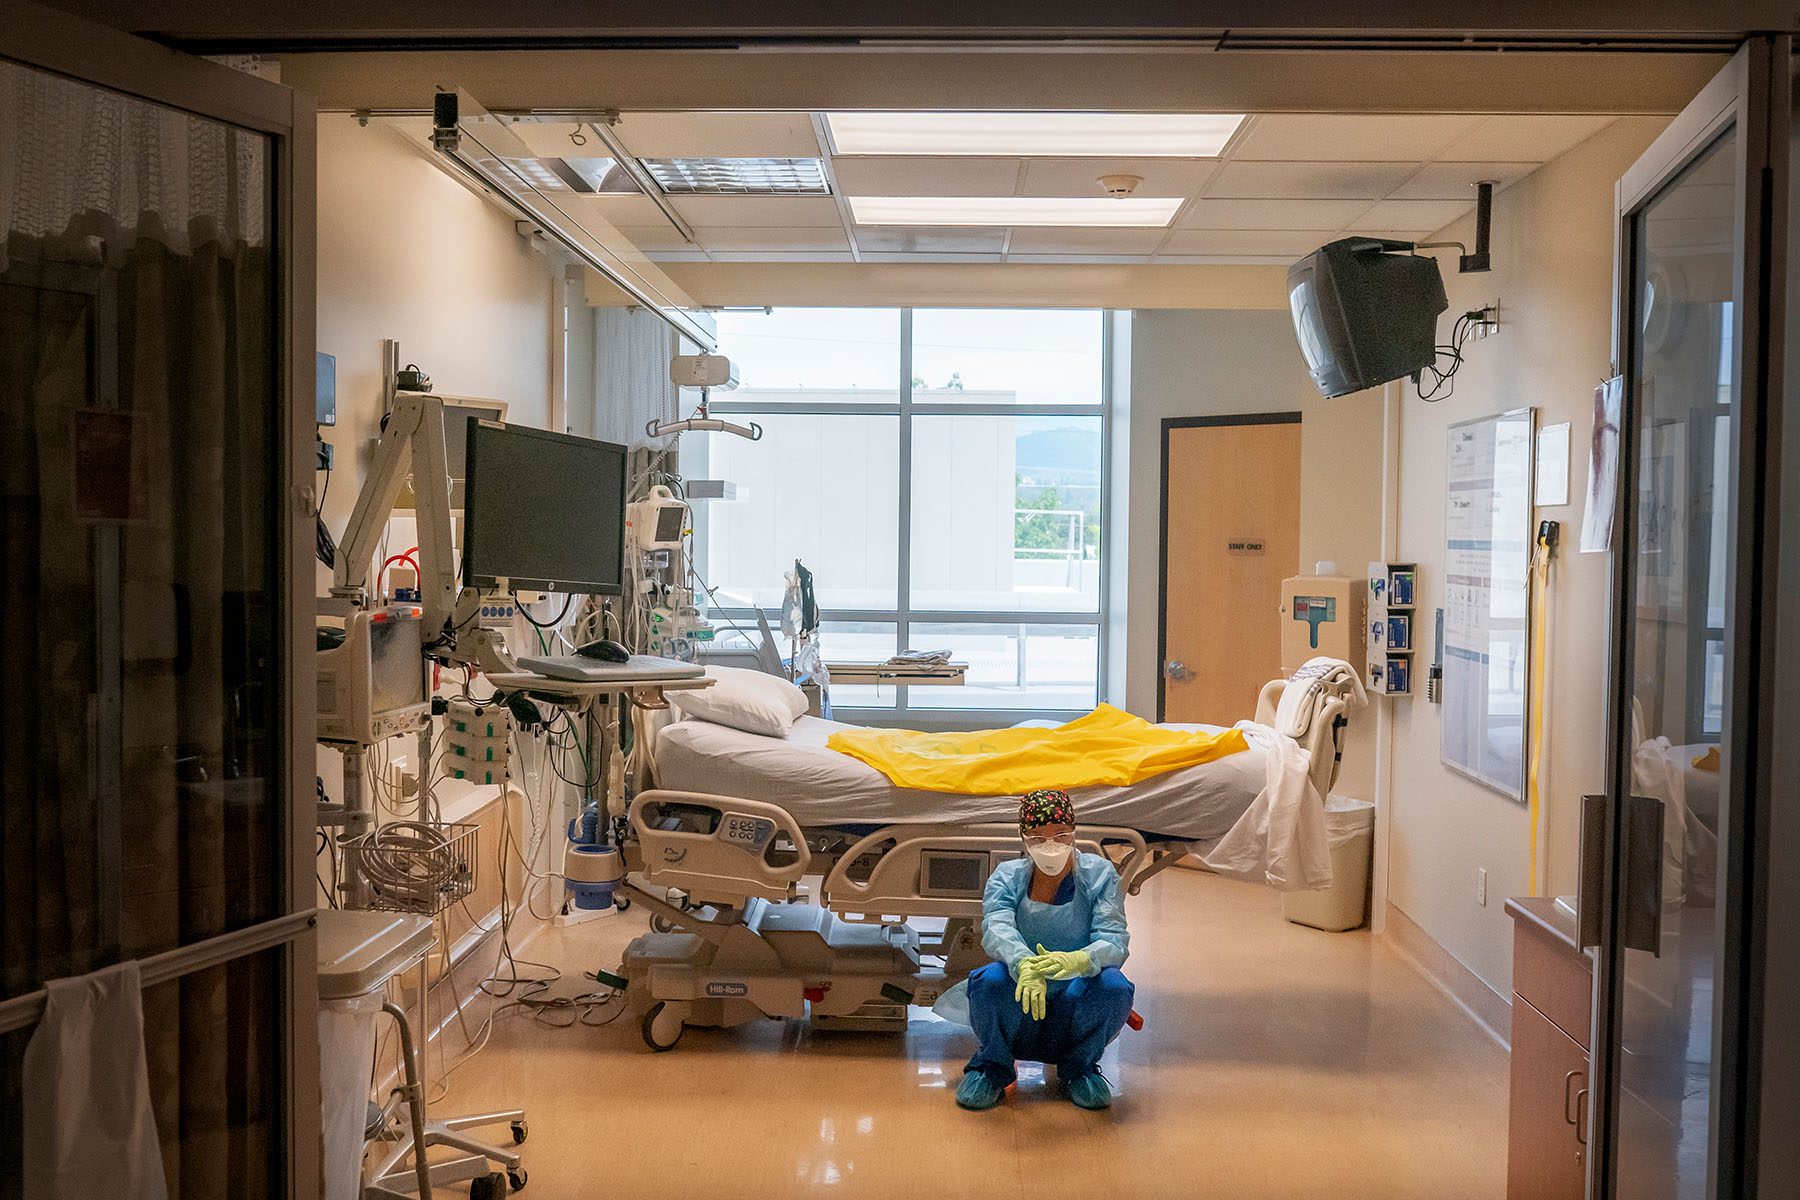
[350,821,479,915]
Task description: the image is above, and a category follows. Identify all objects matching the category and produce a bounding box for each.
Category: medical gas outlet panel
[1366,562,1418,696]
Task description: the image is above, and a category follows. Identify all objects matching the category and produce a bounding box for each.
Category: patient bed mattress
[653,715,1268,842]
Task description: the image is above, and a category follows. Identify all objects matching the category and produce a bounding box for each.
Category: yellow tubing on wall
[1527,529,1555,894]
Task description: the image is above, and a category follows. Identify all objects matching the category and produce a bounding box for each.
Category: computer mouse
[574,638,632,663]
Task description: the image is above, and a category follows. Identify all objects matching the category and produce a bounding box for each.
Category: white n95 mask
[1027,841,1073,874]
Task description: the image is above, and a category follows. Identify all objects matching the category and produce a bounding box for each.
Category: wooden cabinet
[1507,899,1593,1200]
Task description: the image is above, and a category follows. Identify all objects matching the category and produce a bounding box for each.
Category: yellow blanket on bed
[824,704,1249,795]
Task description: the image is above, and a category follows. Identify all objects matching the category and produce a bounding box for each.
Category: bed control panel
[718,813,777,852]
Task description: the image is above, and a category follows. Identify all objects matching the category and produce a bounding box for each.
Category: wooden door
[1158,415,1301,723]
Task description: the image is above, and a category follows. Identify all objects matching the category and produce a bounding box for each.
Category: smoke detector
[1097,173,1144,198]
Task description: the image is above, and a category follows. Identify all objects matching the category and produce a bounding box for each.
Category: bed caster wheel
[650,914,677,934]
[470,1172,507,1200]
[642,1000,686,1051]
[510,1119,528,1144]
[614,896,631,912]
[508,1167,528,1192]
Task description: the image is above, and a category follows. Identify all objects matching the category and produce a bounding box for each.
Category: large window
[689,307,1108,718]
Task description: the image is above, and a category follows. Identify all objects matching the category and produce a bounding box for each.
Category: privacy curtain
[1,57,281,1199]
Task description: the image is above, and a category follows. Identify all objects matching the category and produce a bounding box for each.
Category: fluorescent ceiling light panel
[848,195,1181,227]
[827,112,1245,157]
[643,157,830,195]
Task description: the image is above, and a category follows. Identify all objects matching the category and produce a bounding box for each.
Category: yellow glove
[1013,959,1049,1021]
[1026,943,1094,982]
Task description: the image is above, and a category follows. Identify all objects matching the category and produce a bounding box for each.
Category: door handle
[1165,660,1193,681]
[1574,1087,1590,1146]
[1563,1070,1583,1124]
[1578,795,1605,949]
[1577,792,1665,953]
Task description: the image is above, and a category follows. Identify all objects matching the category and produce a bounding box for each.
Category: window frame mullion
[897,307,914,718]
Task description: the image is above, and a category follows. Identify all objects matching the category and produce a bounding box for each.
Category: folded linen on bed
[823,704,1248,795]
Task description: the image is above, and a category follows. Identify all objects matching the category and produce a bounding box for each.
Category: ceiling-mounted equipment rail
[430,89,716,351]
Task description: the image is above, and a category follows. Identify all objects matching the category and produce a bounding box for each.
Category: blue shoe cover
[1065,1072,1112,1110]
[955,1072,1006,1110]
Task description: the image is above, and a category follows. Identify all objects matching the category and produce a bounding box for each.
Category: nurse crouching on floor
[956,788,1133,1112]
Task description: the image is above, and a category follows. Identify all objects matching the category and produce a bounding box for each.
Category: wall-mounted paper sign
[1536,421,1571,507]
[1226,539,1265,555]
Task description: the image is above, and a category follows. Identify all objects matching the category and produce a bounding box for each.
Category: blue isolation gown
[959,852,1133,1084]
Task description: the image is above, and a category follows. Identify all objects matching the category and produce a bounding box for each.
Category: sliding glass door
[1591,36,1789,1200]
[0,3,317,1195]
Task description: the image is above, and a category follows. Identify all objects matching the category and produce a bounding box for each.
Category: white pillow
[673,665,807,738]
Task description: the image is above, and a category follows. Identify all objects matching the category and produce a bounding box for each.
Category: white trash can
[1283,795,1376,932]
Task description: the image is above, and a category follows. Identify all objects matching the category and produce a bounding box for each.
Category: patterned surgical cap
[1019,788,1075,833]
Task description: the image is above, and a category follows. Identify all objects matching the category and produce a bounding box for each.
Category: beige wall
[1385,116,1667,996]
[313,112,565,796]
[315,114,557,446]
[1120,309,1384,800]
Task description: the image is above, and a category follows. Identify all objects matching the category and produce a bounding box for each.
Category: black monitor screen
[461,420,627,595]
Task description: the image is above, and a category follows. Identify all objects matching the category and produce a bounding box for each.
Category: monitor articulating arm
[328,391,514,674]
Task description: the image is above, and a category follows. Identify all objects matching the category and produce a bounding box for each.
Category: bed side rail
[822,823,1150,922]
[628,789,813,907]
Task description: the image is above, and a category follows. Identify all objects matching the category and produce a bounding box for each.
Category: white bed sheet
[653,715,1269,842]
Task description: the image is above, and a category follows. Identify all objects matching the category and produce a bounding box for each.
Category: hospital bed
[614,673,1358,1050]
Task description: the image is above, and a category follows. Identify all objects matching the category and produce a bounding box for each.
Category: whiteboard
[1441,407,1535,801]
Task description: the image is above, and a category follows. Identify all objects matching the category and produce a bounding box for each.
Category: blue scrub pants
[963,960,1134,1085]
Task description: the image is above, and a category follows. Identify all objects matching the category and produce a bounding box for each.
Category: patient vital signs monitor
[461,420,628,595]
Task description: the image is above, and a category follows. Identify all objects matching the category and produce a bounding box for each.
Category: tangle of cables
[357,821,472,913]
[1415,306,1495,403]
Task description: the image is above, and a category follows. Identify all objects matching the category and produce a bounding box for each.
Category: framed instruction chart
[1442,407,1535,801]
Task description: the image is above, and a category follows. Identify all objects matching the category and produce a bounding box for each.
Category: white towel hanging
[20,960,170,1200]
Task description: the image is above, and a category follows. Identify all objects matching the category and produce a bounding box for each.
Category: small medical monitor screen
[462,420,627,595]
[654,504,685,543]
[369,614,426,714]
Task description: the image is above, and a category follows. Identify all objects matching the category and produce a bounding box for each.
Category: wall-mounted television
[1288,237,1448,399]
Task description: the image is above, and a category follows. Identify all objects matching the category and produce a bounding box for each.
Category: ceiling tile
[859,250,1006,263]
[691,226,850,252]
[1016,157,1219,197]
[667,195,844,227]
[1232,113,1485,162]
[832,156,1020,196]
[507,119,611,158]
[1204,160,1418,200]
[1005,253,1156,265]
[1004,226,1170,254]
[1354,198,1477,234]
[702,250,858,263]
[853,227,1008,254]
[611,111,823,158]
[1436,115,1615,163]
[561,193,668,227]
[1387,161,1537,200]
[1177,197,1371,230]
[1158,229,1339,258]
[614,224,695,253]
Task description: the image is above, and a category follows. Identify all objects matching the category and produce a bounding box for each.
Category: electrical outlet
[1476,867,1489,907]
[1473,300,1501,339]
